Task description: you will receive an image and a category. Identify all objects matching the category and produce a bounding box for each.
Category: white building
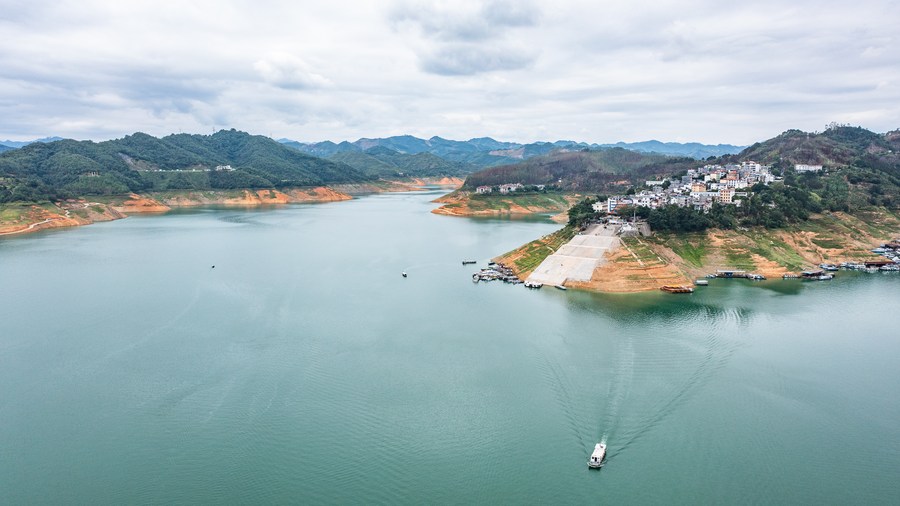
[498,183,523,194]
[741,161,762,172]
[795,164,823,172]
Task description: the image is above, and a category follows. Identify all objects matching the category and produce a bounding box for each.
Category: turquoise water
[2,190,899,504]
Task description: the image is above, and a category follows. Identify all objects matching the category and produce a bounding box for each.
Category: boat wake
[606,306,748,462]
[599,329,634,449]
[540,351,590,451]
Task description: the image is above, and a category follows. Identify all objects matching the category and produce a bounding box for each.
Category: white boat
[402,272,407,278]
[588,443,606,468]
[554,285,567,291]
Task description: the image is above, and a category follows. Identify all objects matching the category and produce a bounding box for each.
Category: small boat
[462,260,477,265]
[588,443,606,468]
[694,279,709,286]
[554,284,567,291]
[660,285,694,293]
[524,281,543,289]
[402,272,407,278]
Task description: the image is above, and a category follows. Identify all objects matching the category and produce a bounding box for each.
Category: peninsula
[464,126,900,292]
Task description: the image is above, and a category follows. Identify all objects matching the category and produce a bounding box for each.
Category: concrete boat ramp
[525,224,621,286]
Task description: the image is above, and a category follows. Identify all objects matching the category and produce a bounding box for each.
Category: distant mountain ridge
[280,135,745,167]
[0,136,65,149]
[329,146,473,179]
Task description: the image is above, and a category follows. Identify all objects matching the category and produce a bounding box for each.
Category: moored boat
[462,260,477,265]
[660,285,694,293]
[694,279,709,286]
[554,284,567,291]
[588,443,606,468]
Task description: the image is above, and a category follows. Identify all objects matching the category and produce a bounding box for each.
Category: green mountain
[462,148,696,193]
[330,146,474,178]
[0,130,370,203]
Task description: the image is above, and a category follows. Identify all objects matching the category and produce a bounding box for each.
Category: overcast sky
[1,0,898,145]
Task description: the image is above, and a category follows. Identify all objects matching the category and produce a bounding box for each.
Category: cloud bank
[0,0,897,144]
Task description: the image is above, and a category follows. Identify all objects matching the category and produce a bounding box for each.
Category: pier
[712,270,765,280]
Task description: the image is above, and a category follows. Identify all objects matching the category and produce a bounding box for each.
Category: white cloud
[254,54,332,90]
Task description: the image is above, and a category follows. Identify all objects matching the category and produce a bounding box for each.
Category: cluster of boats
[472,262,522,284]
[873,241,900,262]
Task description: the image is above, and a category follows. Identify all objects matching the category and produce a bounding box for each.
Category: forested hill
[0,130,370,203]
[462,148,697,193]
[329,146,474,178]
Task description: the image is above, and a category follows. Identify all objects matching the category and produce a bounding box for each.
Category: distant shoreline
[0,178,462,237]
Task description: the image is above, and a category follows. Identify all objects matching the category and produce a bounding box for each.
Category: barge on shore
[660,285,694,293]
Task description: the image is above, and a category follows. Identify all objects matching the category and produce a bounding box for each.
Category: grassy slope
[644,209,900,278]
[493,226,576,277]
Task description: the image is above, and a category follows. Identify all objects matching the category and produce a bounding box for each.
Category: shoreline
[493,210,900,294]
[431,190,577,222]
[0,178,462,237]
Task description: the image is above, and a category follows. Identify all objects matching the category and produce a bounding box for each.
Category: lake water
[2,189,899,504]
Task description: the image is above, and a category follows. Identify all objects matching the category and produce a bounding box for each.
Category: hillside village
[594,162,821,215]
